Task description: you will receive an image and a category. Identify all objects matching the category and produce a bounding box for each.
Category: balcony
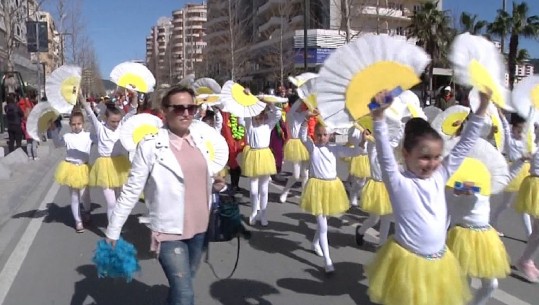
[186,24,204,30]
[187,16,206,22]
[360,6,409,20]
[258,16,284,34]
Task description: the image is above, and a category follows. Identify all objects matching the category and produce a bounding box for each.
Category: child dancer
[446,136,525,305]
[346,126,370,207]
[491,113,533,237]
[82,91,138,221]
[244,103,281,226]
[280,101,310,203]
[365,90,491,305]
[355,132,395,247]
[50,111,95,232]
[514,148,539,282]
[299,119,363,273]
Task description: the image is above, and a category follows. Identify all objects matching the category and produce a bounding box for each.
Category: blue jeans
[158,233,206,305]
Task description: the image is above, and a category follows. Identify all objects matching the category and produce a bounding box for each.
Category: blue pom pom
[92,238,140,282]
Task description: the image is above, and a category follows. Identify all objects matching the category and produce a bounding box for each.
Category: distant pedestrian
[435,86,457,110]
[4,94,23,152]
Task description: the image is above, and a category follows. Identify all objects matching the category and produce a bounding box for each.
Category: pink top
[150,131,209,253]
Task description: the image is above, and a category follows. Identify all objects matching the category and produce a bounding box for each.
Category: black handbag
[205,192,250,279]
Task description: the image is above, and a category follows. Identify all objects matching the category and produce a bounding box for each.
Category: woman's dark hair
[403,118,443,152]
[510,113,526,126]
[203,110,215,121]
[161,86,196,108]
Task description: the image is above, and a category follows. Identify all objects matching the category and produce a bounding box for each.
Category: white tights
[520,218,539,262]
[70,187,90,223]
[469,278,498,305]
[357,214,392,245]
[348,176,366,206]
[103,187,121,221]
[250,176,270,218]
[282,162,308,195]
[491,192,533,236]
[313,215,332,266]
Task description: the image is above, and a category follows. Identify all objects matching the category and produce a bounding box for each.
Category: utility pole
[303,0,310,72]
[501,0,506,54]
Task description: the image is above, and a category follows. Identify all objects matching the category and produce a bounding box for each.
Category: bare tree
[262,0,297,86]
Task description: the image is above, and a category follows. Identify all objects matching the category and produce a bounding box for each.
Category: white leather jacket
[106,127,212,240]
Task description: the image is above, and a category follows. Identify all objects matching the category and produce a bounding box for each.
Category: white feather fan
[316,34,430,129]
[511,75,539,124]
[110,62,156,93]
[119,113,163,152]
[27,102,59,142]
[423,106,443,123]
[468,88,505,152]
[178,74,195,88]
[45,65,81,114]
[432,105,471,145]
[288,72,318,88]
[193,78,222,95]
[220,81,266,118]
[449,33,509,110]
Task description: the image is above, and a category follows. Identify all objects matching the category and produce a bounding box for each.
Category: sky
[47,0,539,77]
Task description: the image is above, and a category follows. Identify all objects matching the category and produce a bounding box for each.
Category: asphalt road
[0,166,537,305]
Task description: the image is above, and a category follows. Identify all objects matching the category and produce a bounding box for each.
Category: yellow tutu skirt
[505,162,530,192]
[300,178,349,216]
[447,225,510,279]
[366,238,471,305]
[283,138,309,162]
[243,147,277,177]
[350,155,371,178]
[361,179,392,215]
[55,161,90,189]
[514,176,539,217]
[89,156,131,188]
[241,145,251,169]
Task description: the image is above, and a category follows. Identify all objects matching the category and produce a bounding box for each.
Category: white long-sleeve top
[300,124,362,179]
[51,129,95,164]
[530,150,539,176]
[244,105,281,149]
[374,114,484,256]
[287,108,308,139]
[500,114,526,162]
[84,103,136,157]
[447,139,523,227]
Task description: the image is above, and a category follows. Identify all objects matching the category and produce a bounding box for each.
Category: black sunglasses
[166,104,198,115]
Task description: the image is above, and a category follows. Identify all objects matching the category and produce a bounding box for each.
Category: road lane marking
[0,182,60,305]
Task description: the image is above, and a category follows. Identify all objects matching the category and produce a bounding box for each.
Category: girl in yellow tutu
[244,103,281,226]
[299,118,363,273]
[280,100,310,203]
[491,113,533,237]
[49,111,95,233]
[346,126,370,207]
[446,134,525,305]
[82,91,138,222]
[355,129,396,248]
[514,150,539,282]
[365,90,491,305]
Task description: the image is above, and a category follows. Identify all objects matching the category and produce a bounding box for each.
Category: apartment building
[36,11,60,76]
[146,3,207,85]
[204,0,429,89]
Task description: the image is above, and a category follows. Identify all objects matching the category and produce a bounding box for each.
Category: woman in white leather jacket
[105,86,225,305]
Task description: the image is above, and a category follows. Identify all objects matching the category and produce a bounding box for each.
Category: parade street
[0,144,536,305]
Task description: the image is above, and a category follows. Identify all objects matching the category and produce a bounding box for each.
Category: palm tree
[407,1,454,100]
[488,2,539,89]
[515,48,530,65]
[460,12,487,34]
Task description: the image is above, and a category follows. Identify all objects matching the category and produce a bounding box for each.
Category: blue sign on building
[294,48,335,65]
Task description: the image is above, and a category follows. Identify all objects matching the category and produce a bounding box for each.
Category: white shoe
[260,212,268,227]
[325,263,335,274]
[279,192,288,203]
[33,157,39,160]
[312,243,323,257]
[350,199,358,207]
[249,213,259,225]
